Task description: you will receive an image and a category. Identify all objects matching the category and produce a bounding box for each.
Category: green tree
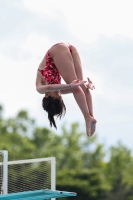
[1,105,133,199]
[0,107,36,160]
[105,142,133,200]
[32,123,89,170]
[56,169,110,200]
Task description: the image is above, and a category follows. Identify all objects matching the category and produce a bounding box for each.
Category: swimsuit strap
[38,69,43,74]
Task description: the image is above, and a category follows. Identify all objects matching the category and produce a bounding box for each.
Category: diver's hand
[85,77,95,90]
[70,79,86,88]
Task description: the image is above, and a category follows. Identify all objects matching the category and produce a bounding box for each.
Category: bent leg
[71,46,95,118]
[50,44,95,136]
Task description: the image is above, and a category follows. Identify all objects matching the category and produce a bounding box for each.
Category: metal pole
[51,157,56,200]
[0,151,8,194]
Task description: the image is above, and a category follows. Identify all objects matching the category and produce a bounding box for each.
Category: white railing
[0,150,8,195]
[0,151,56,200]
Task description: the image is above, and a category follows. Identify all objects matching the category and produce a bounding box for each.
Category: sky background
[0,0,133,150]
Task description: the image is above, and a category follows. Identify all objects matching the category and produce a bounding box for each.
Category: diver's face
[45,90,62,99]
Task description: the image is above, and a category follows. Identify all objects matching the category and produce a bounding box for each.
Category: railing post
[0,150,8,194]
[51,157,56,200]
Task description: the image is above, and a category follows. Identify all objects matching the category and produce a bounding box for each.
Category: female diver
[36,42,97,136]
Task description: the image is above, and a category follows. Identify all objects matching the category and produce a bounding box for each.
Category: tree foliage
[0,105,133,199]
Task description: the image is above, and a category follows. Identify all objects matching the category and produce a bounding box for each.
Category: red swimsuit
[38,43,72,84]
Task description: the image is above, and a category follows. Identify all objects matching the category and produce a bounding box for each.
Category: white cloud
[22,0,57,16]
[22,33,52,57]
[0,52,39,116]
[22,0,133,44]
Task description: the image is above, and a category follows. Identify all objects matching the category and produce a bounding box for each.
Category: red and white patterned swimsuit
[38,43,73,84]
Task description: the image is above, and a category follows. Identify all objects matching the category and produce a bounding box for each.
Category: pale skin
[36,43,97,136]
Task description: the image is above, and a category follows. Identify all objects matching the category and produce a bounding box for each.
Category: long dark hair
[42,96,66,129]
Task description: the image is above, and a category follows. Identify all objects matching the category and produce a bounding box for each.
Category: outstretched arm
[36,83,71,94]
[36,80,86,94]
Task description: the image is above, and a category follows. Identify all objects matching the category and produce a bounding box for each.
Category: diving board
[0,189,77,199]
[0,151,77,199]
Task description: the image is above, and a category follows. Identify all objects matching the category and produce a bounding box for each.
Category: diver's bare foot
[85,117,97,137]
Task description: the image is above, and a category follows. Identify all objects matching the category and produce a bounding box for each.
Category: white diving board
[0,189,77,199]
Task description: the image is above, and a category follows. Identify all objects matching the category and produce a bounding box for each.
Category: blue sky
[0,0,133,150]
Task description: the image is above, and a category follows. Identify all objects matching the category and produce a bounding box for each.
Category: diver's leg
[51,44,95,136]
[70,46,95,118]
